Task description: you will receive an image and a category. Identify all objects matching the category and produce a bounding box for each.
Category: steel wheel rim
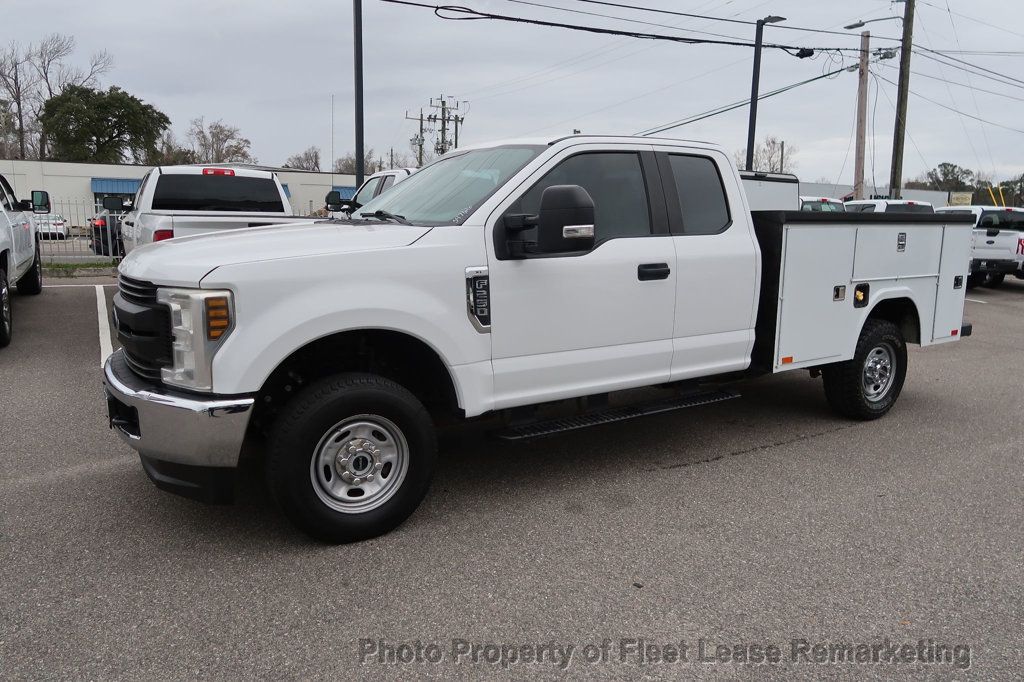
[1,278,9,334]
[309,414,409,514]
[862,342,896,402]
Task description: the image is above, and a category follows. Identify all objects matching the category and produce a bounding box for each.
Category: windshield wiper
[359,209,410,225]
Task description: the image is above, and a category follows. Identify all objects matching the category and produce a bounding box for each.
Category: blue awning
[91,177,142,194]
[333,185,356,199]
[281,183,291,198]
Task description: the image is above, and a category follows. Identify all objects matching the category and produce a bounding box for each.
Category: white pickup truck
[110,165,314,255]
[103,135,974,542]
[936,205,1024,287]
[0,173,49,347]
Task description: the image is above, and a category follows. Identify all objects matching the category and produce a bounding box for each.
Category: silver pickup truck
[108,165,314,255]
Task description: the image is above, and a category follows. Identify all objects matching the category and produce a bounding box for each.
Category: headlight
[156,288,234,391]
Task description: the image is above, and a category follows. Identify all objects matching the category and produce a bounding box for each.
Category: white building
[0,158,357,223]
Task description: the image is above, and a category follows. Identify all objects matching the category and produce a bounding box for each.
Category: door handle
[637,262,671,281]
[123,221,134,227]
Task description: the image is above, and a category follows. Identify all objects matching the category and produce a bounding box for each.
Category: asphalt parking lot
[1,277,1022,678]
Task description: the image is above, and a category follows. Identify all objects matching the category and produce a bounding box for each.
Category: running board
[493,389,740,441]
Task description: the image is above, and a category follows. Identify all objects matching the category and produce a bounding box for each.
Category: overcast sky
[7,0,1024,186]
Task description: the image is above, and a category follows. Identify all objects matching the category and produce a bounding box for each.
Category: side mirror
[30,190,50,214]
[985,227,1000,237]
[325,190,359,213]
[102,196,126,212]
[536,185,595,253]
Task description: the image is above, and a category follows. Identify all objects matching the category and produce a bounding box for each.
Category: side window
[132,172,151,209]
[0,176,16,211]
[354,177,382,205]
[379,175,396,193]
[511,152,651,243]
[667,155,730,235]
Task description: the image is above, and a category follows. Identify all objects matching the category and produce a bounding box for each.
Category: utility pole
[389,148,394,169]
[780,140,785,172]
[888,0,915,199]
[353,0,365,187]
[427,95,466,157]
[745,15,786,171]
[853,31,871,199]
[405,109,425,166]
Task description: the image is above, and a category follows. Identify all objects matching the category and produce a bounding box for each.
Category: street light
[745,15,786,171]
[843,16,902,30]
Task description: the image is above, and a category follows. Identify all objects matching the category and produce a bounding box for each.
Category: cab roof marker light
[202,168,235,176]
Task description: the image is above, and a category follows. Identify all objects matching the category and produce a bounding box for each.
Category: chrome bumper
[103,349,255,468]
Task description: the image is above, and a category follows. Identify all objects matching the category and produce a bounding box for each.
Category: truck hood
[118,220,432,285]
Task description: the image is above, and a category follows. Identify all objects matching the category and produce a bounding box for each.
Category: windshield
[356,145,544,225]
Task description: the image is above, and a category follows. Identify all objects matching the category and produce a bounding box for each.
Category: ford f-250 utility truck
[936,205,1024,288]
[102,135,975,542]
[105,165,314,256]
[0,173,49,348]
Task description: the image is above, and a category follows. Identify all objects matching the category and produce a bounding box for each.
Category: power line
[636,67,848,136]
[870,71,931,177]
[912,50,1024,92]
[914,46,1024,88]
[917,0,1024,39]
[875,62,1024,103]
[570,0,904,41]
[872,71,1024,135]
[379,0,862,54]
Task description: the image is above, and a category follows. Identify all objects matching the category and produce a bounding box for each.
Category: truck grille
[114,276,172,382]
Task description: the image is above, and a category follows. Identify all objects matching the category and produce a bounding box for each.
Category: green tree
[39,85,169,163]
[924,162,975,192]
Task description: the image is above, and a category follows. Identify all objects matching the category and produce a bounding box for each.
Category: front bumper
[971,258,1017,274]
[103,349,255,499]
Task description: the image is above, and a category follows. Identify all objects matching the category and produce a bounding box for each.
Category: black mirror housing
[985,227,1000,237]
[102,196,126,212]
[30,190,50,214]
[536,184,596,253]
[325,190,358,212]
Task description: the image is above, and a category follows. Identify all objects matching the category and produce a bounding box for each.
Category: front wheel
[983,272,1005,288]
[266,373,437,543]
[0,265,11,347]
[16,243,42,295]
[822,319,907,420]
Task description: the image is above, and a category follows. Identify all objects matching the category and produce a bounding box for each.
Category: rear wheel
[16,243,42,295]
[0,265,11,347]
[266,372,437,543]
[966,272,985,289]
[983,272,1005,288]
[822,319,907,420]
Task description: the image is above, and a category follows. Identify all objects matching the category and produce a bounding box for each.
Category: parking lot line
[95,284,113,367]
[43,283,116,288]
[965,297,987,304]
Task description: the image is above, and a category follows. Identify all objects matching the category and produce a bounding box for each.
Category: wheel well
[867,297,920,344]
[250,329,460,433]
[0,249,7,272]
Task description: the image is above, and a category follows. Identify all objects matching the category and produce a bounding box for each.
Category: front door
[486,145,676,409]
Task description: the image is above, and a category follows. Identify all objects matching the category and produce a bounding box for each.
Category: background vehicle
[104,135,974,543]
[845,199,934,213]
[739,170,799,210]
[111,165,312,255]
[800,196,846,212]
[327,167,416,217]
[35,214,69,239]
[0,173,49,347]
[936,205,1024,287]
[90,209,123,257]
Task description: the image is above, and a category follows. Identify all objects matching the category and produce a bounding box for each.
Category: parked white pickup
[0,173,49,348]
[111,165,315,255]
[936,205,1024,287]
[103,135,975,542]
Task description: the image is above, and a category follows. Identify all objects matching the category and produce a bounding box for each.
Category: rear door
[0,175,31,269]
[487,144,676,408]
[655,148,759,380]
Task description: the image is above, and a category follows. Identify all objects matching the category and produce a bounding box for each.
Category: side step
[493,389,740,441]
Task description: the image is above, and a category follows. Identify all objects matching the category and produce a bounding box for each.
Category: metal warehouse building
[0,159,357,220]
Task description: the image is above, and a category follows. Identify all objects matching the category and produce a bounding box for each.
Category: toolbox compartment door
[932,223,973,343]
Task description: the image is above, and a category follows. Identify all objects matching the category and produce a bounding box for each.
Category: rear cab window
[664,154,731,235]
[151,174,285,212]
[885,203,934,214]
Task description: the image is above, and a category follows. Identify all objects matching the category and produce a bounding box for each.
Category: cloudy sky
[8,0,1024,186]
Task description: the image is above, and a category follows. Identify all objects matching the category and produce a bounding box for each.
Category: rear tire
[966,272,984,289]
[983,272,1005,288]
[266,372,437,543]
[16,243,42,296]
[0,265,11,348]
[822,319,907,420]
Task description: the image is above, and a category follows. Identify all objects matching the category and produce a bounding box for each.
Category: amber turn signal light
[205,296,231,340]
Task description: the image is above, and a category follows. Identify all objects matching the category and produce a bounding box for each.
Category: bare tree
[0,43,37,158]
[284,145,321,171]
[146,131,196,166]
[734,136,797,174]
[332,149,383,175]
[188,117,256,164]
[28,34,112,158]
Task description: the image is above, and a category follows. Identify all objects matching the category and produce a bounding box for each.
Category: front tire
[0,265,11,348]
[16,243,42,295]
[822,319,907,420]
[266,373,437,543]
